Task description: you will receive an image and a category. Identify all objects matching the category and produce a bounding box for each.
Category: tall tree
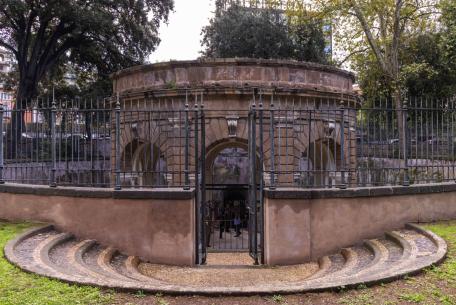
[0,0,173,156]
[201,2,328,63]
[354,33,456,100]
[288,0,439,147]
[440,0,456,79]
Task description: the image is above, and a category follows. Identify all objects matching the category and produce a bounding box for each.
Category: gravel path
[138,253,319,287]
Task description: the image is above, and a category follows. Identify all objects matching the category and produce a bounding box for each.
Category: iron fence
[1,93,456,190]
[220,0,309,11]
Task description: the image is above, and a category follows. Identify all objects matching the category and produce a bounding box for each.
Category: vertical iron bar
[402,98,410,186]
[339,101,346,189]
[307,110,312,188]
[269,96,275,189]
[250,102,259,265]
[184,93,190,189]
[0,102,4,184]
[115,95,121,190]
[50,93,57,188]
[194,102,200,264]
[200,94,206,264]
[258,94,264,264]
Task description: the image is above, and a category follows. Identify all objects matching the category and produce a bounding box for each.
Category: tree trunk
[8,79,37,159]
[393,89,408,175]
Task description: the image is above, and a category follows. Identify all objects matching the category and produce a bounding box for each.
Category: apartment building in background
[0,48,14,121]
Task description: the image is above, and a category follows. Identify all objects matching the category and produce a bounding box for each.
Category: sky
[149,0,215,63]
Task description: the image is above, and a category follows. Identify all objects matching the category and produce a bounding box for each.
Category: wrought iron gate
[247,102,264,265]
[195,96,264,265]
[248,106,258,264]
[195,104,207,265]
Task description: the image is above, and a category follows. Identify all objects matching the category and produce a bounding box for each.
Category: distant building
[0,49,14,120]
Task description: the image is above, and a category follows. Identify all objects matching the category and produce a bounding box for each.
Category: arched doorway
[203,139,261,258]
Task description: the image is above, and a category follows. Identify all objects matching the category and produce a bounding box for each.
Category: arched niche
[121,139,167,187]
[296,138,342,188]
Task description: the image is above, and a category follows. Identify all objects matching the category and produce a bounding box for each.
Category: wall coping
[0,183,195,200]
[3,182,455,201]
[264,182,456,199]
[111,58,356,81]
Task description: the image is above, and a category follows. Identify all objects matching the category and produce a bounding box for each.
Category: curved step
[4,225,55,274]
[38,233,95,283]
[352,239,388,277]
[349,245,375,274]
[124,256,166,284]
[372,231,416,275]
[73,239,113,283]
[4,224,447,295]
[98,247,138,283]
[306,256,331,280]
[312,248,359,284]
[406,223,447,262]
[364,224,445,281]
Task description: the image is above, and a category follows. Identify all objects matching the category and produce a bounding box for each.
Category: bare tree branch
[350,0,389,75]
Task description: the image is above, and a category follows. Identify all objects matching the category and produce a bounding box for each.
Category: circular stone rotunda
[1,59,452,295]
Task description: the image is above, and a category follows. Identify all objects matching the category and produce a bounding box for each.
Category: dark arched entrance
[205,146,251,253]
[195,112,265,266]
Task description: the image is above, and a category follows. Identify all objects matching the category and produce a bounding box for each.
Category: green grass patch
[399,292,426,303]
[0,221,112,305]
[340,221,456,305]
[423,222,456,284]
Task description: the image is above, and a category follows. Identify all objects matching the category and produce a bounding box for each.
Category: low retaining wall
[0,184,195,266]
[3,182,456,266]
[264,183,456,265]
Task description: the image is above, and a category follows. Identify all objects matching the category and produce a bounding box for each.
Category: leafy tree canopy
[201,2,328,64]
[0,0,174,101]
[351,0,456,100]
[440,0,456,76]
[288,0,441,100]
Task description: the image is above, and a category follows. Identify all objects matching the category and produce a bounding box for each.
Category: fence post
[199,96,206,263]
[339,101,347,189]
[184,93,190,190]
[50,96,57,187]
[194,102,200,264]
[115,95,121,190]
[269,95,276,189]
[0,102,4,184]
[402,98,410,186]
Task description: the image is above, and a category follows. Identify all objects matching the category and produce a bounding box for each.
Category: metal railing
[1,94,455,190]
[219,0,309,11]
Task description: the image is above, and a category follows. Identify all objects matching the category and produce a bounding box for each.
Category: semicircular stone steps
[4,223,447,295]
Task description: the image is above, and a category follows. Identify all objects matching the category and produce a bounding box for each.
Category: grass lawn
[0,221,113,305]
[1,221,456,305]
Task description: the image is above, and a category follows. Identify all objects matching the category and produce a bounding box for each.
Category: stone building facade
[111,58,358,189]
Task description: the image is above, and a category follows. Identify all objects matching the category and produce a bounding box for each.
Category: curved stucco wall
[112,58,355,96]
[264,183,456,265]
[1,183,456,266]
[0,185,196,266]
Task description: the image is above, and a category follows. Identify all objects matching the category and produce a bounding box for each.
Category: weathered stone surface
[4,224,447,295]
[112,58,355,95]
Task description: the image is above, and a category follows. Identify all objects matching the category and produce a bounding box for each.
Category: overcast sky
[149,0,215,63]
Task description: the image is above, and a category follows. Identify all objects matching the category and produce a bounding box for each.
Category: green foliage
[272,294,286,303]
[0,0,174,100]
[0,222,112,305]
[339,0,456,100]
[201,4,328,63]
[441,0,456,69]
[357,33,456,99]
[399,293,426,303]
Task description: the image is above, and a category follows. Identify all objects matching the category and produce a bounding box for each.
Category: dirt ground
[108,270,456,305]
